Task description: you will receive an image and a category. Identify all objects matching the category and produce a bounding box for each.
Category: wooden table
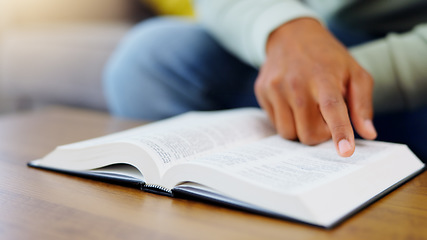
[0,106,426,240]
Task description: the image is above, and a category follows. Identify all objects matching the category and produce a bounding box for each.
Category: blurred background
[0,0,194,115]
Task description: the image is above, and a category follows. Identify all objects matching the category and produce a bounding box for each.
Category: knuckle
[256,75,283,95]
[254,78,265,95]
[298,129,330,146]
[269,75,284,89]
[319,96,341,110]
[313,75,329,85]
[313,72,338,84]
[330,123,348,137]
[299,133,316,146]
[278,127,297,141]
[293,96,306,108]
[355,68,374,85]
[285,75,303,92]
[255,74,282,95]
[279,131,297,141]
[283,74,308,107]
[255,74,267,89]
[256,71,306,95]
[299,134,319,146]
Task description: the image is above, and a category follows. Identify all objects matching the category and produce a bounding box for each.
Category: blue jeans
[104,17,258,121]
[104,17,427,161]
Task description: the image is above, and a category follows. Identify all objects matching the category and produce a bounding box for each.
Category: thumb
[348,69,377,140]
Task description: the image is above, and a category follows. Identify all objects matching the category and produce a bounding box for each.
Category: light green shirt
[195,0,427,112]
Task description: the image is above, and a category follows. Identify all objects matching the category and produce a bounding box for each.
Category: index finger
[317,82,355,157]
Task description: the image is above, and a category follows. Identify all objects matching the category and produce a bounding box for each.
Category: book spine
[142,183,173,197]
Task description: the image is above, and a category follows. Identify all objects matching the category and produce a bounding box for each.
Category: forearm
[350,23,427,113]
[194,0,319,67]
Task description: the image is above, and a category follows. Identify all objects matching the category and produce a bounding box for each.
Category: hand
[255,18,377,157]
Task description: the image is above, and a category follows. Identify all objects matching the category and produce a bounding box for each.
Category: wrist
[266,17,323,53]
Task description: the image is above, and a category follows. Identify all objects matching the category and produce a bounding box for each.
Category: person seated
[104,0,427,160]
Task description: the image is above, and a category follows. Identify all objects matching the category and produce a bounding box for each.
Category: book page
[188,135,395,194]
[164,135,423,227]
[58,108,275,172]
[131,108,275,171]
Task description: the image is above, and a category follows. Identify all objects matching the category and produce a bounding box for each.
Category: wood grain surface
[0,106,426,240]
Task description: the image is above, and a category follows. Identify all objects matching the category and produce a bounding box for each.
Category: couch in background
[0,0,153,114]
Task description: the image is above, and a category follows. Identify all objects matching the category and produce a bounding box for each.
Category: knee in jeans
[108,17,212,77]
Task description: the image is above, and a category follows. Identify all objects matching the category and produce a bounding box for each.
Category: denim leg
[103,17,258,121]
[104,17,426,160]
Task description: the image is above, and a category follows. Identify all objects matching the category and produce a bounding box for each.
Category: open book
[29,108,425,228]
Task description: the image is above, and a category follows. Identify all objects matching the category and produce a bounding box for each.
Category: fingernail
[364,119,377,138]
[338,139,352,156]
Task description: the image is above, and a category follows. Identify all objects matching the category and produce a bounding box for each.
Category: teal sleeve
[194,0,319,67]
